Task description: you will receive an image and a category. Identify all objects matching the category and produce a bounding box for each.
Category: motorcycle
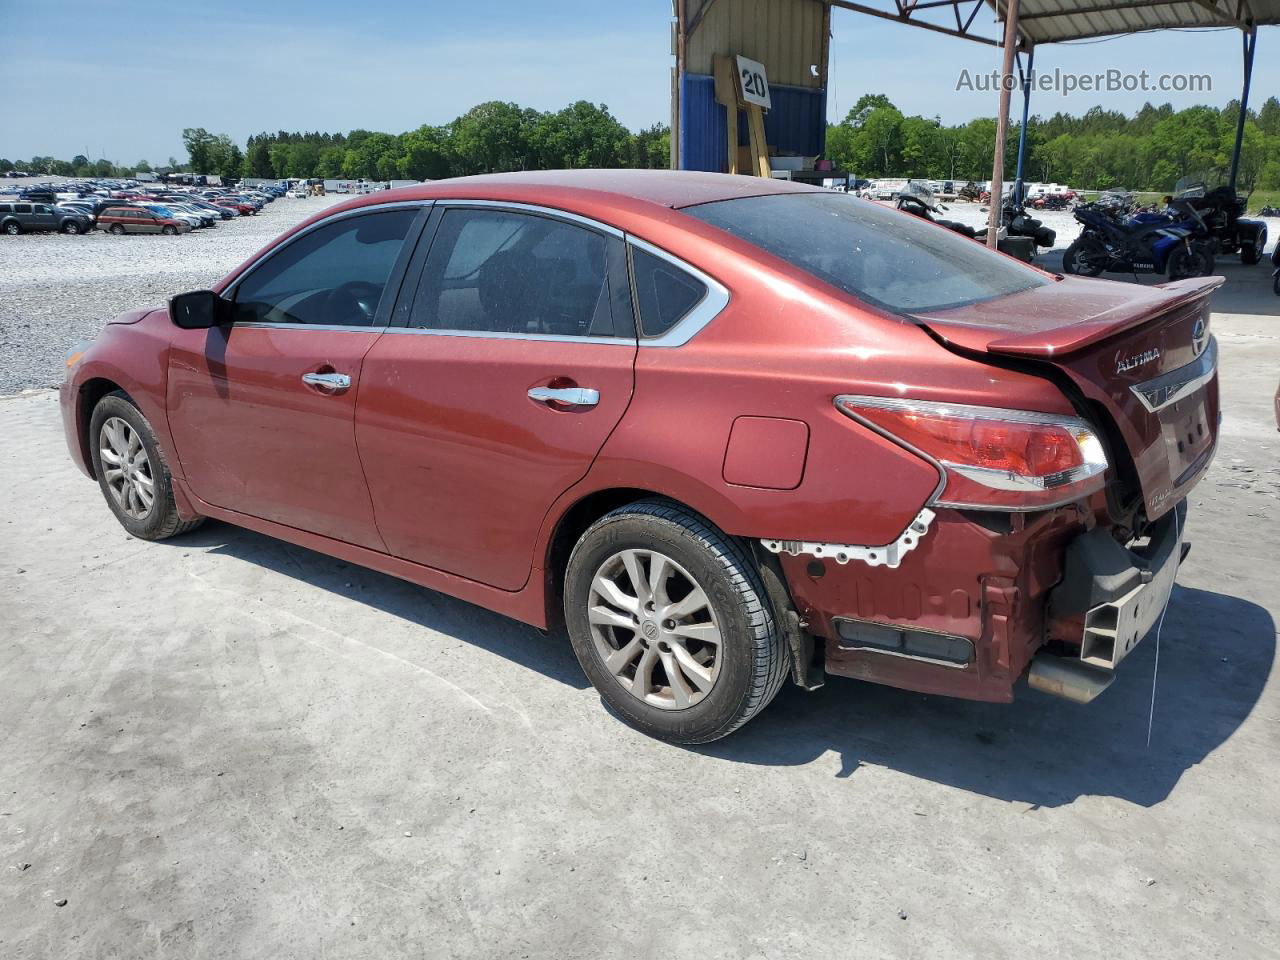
[1062,197,1216,279]
[1272,239,1280,296]
[1174,180,1267,265]
[1259,204,1280,217]
[894,183,1044,262]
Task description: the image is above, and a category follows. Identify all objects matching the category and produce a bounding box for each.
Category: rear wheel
[1062,237,1107,276]
[89,393,203,541]
[564,499,787,744]
[1240,233,1263,266]
[109,223,125,235]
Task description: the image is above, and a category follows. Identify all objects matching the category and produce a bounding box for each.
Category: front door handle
[301,371,351,392]
[528,386,600,407]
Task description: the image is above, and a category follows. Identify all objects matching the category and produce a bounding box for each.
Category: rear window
[683,192,1048,314]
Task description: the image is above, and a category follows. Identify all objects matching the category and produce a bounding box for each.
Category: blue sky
[1,0,1274,163]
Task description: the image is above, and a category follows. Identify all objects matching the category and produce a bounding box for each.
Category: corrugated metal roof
[827,1,1279,45]
[1002,0,1280,44]
[684,0,826,86]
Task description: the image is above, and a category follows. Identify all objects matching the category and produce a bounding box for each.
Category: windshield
[683,192,1048,314]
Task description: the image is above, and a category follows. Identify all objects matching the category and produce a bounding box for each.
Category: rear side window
[233,210,415,326]
[684,192,1047,314]
[408,208,622,338]
[0,204,9,213]
[14,204,32,213]
[631,247,706,337]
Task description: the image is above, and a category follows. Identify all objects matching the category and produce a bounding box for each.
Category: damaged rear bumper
[775,501,1187,705]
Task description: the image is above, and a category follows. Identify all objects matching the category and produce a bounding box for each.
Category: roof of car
[343,169,823,215]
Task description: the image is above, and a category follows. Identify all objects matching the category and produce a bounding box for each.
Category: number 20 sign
[735,55,771,110]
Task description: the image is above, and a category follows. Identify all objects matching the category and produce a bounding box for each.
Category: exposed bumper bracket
[761,508,936,570]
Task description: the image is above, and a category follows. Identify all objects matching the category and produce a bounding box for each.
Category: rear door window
[232,209,416,327]
[684,192,1047,314]
[407,208,626,339]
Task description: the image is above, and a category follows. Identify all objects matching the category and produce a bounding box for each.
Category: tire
[564,499,787,744]
[109,223,125,235]
[1062,238,1106,276]
[88,392,203,541]
[162,224,177,236]
[2,220,20,235]
[61,220,82,235]
[1167,243,1215,280]
[1240,234,1263,266]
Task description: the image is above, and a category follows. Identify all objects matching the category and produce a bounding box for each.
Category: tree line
[5,93,1276,194]
[827,93,1280,193]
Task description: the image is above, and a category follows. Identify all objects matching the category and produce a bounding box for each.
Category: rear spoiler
[982,276,1224,358]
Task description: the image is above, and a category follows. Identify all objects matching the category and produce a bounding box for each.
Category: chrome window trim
[233,321,385,334]
[378,327,632,346]
[625,235,730,348]
[432,198,625,238]
[1129,335,1217,413]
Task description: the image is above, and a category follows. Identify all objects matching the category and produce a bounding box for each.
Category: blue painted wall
[679,72,827,173]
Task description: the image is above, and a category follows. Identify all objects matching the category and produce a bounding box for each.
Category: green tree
[182,127,217,174]
[398,125,452,180]
[452,101,537,174]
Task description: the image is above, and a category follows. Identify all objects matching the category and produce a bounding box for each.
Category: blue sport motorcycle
[1062,198,1216,280]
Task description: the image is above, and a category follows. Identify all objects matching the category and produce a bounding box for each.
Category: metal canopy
[826,0,1280,46]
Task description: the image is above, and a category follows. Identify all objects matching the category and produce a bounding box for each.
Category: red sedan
[213,199,256,215]
[60,171,1220,742]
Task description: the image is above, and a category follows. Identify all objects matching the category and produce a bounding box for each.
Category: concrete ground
[2,270,1279,960]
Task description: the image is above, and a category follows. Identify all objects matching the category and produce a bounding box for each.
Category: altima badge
[1116,348,1161,374]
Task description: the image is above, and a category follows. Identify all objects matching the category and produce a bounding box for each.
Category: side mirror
[169,289,229,329]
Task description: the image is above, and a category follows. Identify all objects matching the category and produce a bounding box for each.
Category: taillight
[835,395,1108,510]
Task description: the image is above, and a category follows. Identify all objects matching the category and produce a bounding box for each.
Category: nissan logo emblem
[1191,317,1207,356]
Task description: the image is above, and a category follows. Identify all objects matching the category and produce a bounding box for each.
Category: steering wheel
[326,280,381,325]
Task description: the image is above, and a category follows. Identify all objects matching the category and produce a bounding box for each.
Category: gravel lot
[0,195,344,394]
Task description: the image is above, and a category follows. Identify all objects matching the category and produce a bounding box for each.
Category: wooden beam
[988,0,1019,248]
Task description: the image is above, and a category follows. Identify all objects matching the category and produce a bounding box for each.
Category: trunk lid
[911,275,1222,520]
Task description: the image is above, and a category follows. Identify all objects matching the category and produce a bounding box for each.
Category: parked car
[60,171,1220,743]
[97,205,192,235]
[213,198,256,215]
[0,201,94,234]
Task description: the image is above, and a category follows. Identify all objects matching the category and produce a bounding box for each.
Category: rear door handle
[301,371,351,392]
[528,386,599,407]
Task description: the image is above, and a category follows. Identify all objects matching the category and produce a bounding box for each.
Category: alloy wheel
[99,417,155,520]
[587,548,723,709]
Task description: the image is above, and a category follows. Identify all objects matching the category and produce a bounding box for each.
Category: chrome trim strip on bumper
[761,508,935,570]
[1129,335,1217,413]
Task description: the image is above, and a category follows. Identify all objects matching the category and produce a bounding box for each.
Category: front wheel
[2,221,20,235]
[61,221,82,235]
[1167,243,1215,280]
[1062,237,1107,276]
[89,393,203,541]
[161,224,177,236]
[564,500,787,744]
[1273,272,1280,296]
